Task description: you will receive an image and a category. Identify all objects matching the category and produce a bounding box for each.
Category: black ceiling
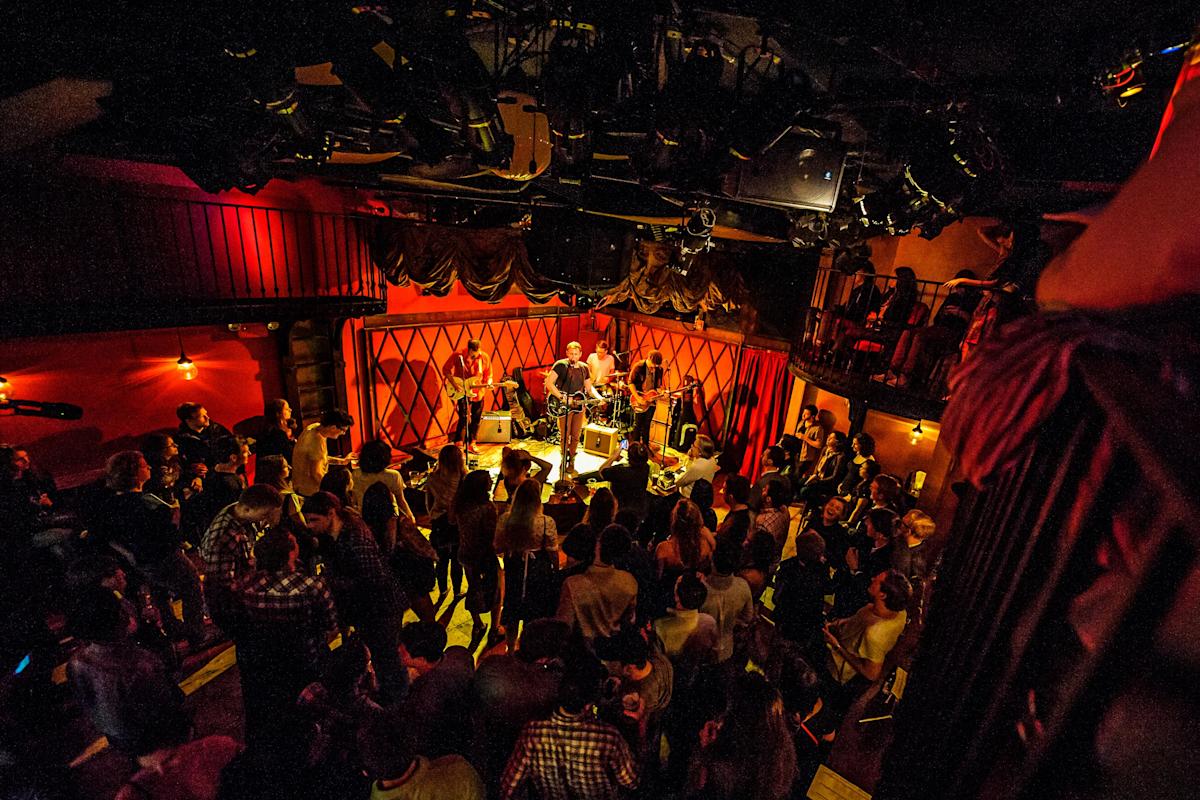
[3,1,1195,242]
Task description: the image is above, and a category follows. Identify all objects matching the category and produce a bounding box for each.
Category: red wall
[1,325,284,486]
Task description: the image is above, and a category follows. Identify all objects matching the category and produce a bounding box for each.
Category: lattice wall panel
[625,323,738,444]
[367,317,561,448]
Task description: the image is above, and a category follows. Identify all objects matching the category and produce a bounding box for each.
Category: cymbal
[608,371,629,378]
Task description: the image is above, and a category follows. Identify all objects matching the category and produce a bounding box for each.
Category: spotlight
[0,376,11,403]
[227,322,242,333]
[266,321,281,331]
[680,208,716,256]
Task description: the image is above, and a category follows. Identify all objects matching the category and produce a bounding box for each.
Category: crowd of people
[0,390,940,800]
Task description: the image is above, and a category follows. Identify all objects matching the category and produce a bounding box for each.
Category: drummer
[587,340,617,387]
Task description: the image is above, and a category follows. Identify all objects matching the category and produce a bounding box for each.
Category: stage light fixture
[0,376,11,403]
[266,321,281,331]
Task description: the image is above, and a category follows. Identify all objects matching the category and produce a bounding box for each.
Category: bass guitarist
[628,349,665,446]
[544,341,604,475]
[442,338,492,454]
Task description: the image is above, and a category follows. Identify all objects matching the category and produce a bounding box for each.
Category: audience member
[500,654,637,800]
[256,398,297,463]
[596,630,673,789]
[425,444,467,598]
[454,469,502,646]
[319,464,355,510]
[701,538,756,663]
[892,509,937,585]
[688,478,719,532]
[351,440,415,521]
[753,479,792,555]
[362,483,436,623]
[93,450,206,646]
[715,474,752,547]
[472,619,569,789]
[495,479,559,651]
[361,709,485,800]
[656,499,716,584]
[599,442,652,530]
[653,573,719,665]
[750,445,788,513]
[174,403,235,476]
[198,484,283,629]
[295,635,382,773]
[236,528,338,747]
[687,671,797,800]
[303,491,409,702]
[556,524,638,641]
[252,455,305,526]
[796,431,849,507]
[738,530,778,603]
[114,715,240,800]
[772,531,829,655]
[672,435,719,498]
[291,409,354,497]
[794,405,825,476]
[66,588,188,757]
[202,437,249,522]
[398,622,475,759]
[824,569,912,692]
[583,486,618,532]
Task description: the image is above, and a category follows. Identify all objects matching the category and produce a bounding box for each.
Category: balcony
[1,188,387,335]
[788,268,971,421]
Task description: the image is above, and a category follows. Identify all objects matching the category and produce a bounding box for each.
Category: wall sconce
[909,419,924,445]
[175,329,198,381]
[0,376,11,402]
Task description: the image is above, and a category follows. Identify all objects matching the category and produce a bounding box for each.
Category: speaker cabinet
[723,131,847,213]
[582,424,621,457]
[477,412,513,444]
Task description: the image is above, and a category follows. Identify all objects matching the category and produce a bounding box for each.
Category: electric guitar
[547,391,605,419]
[629,380,699,413]
[444,376,517,402]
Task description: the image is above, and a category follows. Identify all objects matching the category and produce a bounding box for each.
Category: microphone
[1,399,84,420]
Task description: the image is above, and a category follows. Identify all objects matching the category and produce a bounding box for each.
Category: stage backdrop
[362,310,569,448]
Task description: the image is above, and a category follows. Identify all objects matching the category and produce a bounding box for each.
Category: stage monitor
[723,131,847,213]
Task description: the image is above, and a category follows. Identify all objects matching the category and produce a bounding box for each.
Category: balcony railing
[788,268,974,419]
[1,188,387,335]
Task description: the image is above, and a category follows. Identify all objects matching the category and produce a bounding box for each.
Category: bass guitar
[629,380,698,413]
[444,377,517,402]
[547,391,605,419]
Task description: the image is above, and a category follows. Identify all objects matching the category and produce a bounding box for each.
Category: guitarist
[543,341,603,475]
[628,349,665,446]
[442,338,492,454]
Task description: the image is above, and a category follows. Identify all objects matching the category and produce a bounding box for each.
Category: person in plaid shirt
[303,491,410,703]
[235,527,337,748]
[500,655,638,800]
[198,484,283,630]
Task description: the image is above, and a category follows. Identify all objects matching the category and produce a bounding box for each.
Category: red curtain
[724,348,792,479]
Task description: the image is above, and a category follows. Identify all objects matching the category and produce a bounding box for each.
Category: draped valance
[597,240,747,315]
[368,220,560,303]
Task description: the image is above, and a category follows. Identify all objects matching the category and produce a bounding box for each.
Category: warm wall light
[175,329,198,381]
[909,419,924,445]
[176,353,198,381]
[0,376,11,402]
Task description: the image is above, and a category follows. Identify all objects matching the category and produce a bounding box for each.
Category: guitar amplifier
[582,424,621,458]
[477,411,512,444]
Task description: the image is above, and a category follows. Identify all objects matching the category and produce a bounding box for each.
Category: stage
[406,436,694,501]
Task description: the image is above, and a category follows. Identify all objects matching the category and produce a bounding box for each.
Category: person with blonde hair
[892,509,936,583]
[495,479,559,651]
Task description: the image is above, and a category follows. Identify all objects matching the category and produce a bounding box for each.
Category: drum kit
[591,371,634,431]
